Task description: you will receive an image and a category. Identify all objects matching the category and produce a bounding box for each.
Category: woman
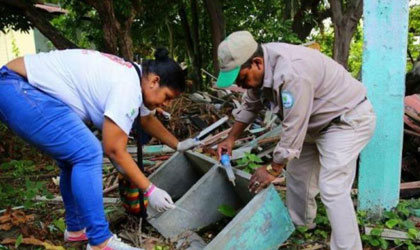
[0,48,199,250]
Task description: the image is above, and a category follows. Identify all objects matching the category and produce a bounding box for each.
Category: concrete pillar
[359,0,409,216]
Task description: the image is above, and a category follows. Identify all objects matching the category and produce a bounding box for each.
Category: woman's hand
[144,183,176,212]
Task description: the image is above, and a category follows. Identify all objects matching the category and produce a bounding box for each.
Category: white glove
[144,184,175,212]
[177,138,203,152]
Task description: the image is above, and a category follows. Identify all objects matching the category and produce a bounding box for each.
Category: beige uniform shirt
[233,43,367,165]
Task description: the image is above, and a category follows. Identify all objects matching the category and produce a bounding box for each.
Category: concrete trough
[147,151,294,249]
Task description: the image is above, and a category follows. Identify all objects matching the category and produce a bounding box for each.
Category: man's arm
[271,76,314,165]
[217,88,264,158]
[227,120,249,140]
[249,75,315,193]
[140,114,178,149]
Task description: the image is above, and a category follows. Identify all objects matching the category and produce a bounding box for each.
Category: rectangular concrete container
[147,151,294,249]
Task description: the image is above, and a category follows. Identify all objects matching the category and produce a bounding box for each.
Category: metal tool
[194,116,228,141]
[220,154,236,186]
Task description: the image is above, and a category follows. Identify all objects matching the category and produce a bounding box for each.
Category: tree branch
[83,0,120,54]
[345,0,363,23]
[329,0,343,24]
[131,0,142,14]
[292,0,323,41]
[204,0,225,73]
[0,0,78,49]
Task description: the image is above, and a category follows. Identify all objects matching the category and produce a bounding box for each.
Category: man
[216,31,376,250]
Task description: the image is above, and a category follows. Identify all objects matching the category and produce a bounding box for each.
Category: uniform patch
[282,91,294,109]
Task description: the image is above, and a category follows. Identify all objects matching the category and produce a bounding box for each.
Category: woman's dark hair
[142,48,185,92]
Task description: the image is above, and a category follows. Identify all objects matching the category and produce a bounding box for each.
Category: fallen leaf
[0,223,13,231]
[9,210,34,226]
[43,241,66,250]
[0,214,11,224]
[1,237,17,244]
[1,236,65,250]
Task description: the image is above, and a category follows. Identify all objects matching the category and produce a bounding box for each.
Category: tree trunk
[83,0,120,55]
[165,18,174,58]
[332,24,354,68]
[329,0,363,68]
[117,7,137,60]
[204,0,225,75]
[190,0,202,89]
[0,0,78,49]
[178,2,202,90]
[178,5,194,65]
[83,0,140,60]
[291,0,330,41]
[118,26,134,60]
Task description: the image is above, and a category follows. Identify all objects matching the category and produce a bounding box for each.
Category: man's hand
[145,184,176,212]
[177,138,203,152]
[217,137,235,159]
[249,163,284,193]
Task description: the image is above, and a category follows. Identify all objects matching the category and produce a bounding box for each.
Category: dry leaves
[0,208,35,231]
[1,235,65,250]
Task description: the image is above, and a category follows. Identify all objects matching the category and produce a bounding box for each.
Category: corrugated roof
[35,4,68,14]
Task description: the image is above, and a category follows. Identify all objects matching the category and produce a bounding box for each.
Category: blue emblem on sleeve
[281,91,294,109]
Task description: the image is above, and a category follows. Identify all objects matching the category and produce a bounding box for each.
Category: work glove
[177,138,203,152]
[144,184,176,212]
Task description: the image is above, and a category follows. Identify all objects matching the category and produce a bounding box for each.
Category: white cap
[216,31,258,88]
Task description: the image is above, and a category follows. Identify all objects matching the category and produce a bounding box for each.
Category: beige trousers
[286,100,376,250]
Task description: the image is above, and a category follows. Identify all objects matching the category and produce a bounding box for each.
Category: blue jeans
[0,66,112,245]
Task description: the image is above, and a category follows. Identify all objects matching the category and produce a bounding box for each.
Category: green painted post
[359,1,409,215]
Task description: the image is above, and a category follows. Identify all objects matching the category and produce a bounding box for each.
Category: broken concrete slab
[204,185,294,250]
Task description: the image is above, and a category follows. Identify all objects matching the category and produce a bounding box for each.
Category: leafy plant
[154,246,170,250]
[23,178,50,208]
[0,177,53,209]
[235,153,263,173]
[44,164,55,172]
[361,226,389,249]
[10,31,20,57]
[52,218,66,233]
[360,198,420,249]
[218,204,237,218]
[15,234,23,249]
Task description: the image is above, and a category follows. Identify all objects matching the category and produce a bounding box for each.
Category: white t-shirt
[24,49,150,135]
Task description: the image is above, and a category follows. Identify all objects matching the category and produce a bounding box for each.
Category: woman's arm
[139,114,179,149]
[102,117,150,190]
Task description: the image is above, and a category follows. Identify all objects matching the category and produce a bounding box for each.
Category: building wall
[0,29,36,66]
